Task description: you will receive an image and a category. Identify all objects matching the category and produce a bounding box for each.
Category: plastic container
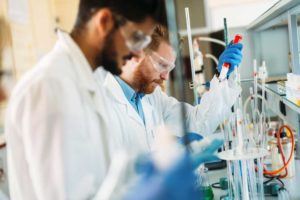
[286,73,300,106]
[269,137,295,178]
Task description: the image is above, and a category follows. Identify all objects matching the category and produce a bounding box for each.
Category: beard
[94,29,122,75]
[133,68,163,94]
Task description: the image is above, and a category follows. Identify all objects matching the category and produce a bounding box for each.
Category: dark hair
[74,0,166,30]
[146,25,169,52]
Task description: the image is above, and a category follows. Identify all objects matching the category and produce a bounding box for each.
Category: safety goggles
[114,14,152,53]
[148,51,176,73]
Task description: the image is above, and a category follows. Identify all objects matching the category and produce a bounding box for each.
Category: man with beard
[101,26,243,149]
[5,1,167,199]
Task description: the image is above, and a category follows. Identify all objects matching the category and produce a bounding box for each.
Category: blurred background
[1,0,297,198]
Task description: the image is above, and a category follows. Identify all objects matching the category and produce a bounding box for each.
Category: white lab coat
[100,72,241,150]
[5,31,138,200]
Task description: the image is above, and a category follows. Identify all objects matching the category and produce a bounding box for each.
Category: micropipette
[219,34,243,81]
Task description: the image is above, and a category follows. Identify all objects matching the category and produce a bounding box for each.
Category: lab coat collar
[56,30,111,136]
[103,73,146,125]
[103,73,131,105]
[56,30,98,92]
[114,76,145,103]
[115,76,136,103]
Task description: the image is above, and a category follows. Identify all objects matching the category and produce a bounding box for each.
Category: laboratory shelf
[258,82,300,115]
[283,97,300,114]
[262,82,286,96]
[247,0,300,31]
[248,0,300,158]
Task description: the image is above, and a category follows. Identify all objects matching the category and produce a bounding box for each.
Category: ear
[123,55,145,71]
[93,8,114,38]
[0,87,6,102]
[133,53,147,67]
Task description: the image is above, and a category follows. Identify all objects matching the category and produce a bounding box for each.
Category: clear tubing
[278,189,291,200]
[196,37,226,47]
[249,87,256,124]
[249,87,258,147]
[237,72,244,114]
[284,190,291,200]
[245,114,251,132]
[225,124,232,149]
[227,161,233,199]
[258,115,262,147]
[260,64,267,148]
[204,53,218,65]
[224,114,235,150]
[256,157,264,200]
[253,60,258,114]
[241,160,250,200]
[236,109,244,152]
[185,7,198,105]
[248,160,257,199]
[234,160,242,200]
[227,158,264,200]
[278,190,284,199]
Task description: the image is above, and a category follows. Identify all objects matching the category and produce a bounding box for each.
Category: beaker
[196,166,214,200]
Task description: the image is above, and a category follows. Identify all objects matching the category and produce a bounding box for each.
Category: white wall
[207,0,278,31]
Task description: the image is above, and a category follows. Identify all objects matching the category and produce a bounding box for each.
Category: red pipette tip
[233,34,243,44]
[223,34,243,68]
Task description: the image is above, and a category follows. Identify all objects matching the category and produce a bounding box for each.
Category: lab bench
[208,160,300,200]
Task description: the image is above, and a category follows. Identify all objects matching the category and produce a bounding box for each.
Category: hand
[217,42,243,77]
[191,139,224,168]
[124,139,223,200]
[178,132,203,145]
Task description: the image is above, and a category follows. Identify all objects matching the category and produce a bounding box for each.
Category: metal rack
[248,0,300,157]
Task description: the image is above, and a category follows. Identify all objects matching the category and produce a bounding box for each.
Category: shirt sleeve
[155,76,241,136]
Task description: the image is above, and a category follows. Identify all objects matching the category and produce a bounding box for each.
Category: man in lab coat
[101,26,243,150]
[5,1,168,199]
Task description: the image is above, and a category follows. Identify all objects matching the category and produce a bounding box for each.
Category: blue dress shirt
[115,76,145,124]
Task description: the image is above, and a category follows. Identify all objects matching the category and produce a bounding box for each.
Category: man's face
[95,16,155,75]
[133,41,176,94]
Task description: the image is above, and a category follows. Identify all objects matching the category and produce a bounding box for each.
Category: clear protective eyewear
[148,51,176,73]
[114,14,152,53]
[123,29,152,53]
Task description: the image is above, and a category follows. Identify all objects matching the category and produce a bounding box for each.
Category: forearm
[186,76,241,135]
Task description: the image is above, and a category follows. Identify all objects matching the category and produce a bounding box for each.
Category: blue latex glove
[124,139,224,200]
[178,132,203,145]
[217,42,243,77]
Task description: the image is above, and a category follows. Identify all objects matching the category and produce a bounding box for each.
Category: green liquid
[200,186,214,200]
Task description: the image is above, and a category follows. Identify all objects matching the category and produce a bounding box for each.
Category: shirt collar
[115,76,145,102]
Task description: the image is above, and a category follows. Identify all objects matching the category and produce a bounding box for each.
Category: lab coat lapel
[103,73,145,126]
[57,30,97,92]
[58,31,106,116]
[56,30,111,162]
[141,99,155,129]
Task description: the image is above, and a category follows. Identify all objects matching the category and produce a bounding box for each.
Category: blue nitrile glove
[191,139,224,168]
[217,42,243,77]
[178,132,204,145]
[124,139,223,200]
